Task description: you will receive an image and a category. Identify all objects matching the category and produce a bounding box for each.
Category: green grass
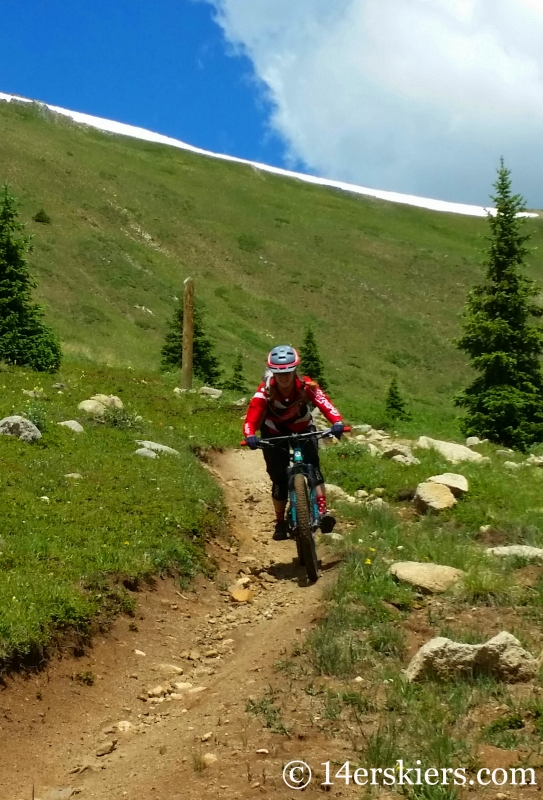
[300,440,543,774]
[3,97,543,429]
[0,361,241,670]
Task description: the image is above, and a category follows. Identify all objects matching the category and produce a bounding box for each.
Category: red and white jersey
[243,375,342,437]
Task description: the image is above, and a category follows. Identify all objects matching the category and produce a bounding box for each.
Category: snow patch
[0,91,538,219]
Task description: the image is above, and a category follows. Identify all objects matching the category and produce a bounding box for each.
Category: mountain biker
[243,345,344,541]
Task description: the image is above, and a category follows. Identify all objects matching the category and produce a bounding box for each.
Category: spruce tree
[222,353,248,392]
[299,325,328,389]
[0,185,61,372]
[161,300,221,386]
[385,376,411,422]
[454,161,543,450]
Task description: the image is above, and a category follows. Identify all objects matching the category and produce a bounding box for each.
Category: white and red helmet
[267,345,300,373]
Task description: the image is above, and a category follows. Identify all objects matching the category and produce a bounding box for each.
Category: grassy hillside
[2,98,543,432]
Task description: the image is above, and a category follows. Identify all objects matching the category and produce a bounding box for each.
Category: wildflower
[365,558,372,565]
[369,547,376,552]
[124,541,130,546]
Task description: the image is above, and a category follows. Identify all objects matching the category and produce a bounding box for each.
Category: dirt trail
[0,449,348,800]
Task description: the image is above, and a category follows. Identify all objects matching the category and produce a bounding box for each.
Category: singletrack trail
[0,449,351,800]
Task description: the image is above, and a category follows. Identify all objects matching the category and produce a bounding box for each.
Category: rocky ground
[0,450,356,800]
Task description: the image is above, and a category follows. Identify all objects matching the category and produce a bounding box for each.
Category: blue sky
[0,0,291,169]
[3,0,543,206]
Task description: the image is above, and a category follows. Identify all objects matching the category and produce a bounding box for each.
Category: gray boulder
[135,447,158,459]
[416,436,484,464]
[0,415,42,443]
[135,440,179,456]
[427,473,468,496]
[405,631,539,683]
[486,545,543,562]
[78,399,107,416]
[414,481,456,512]
[389,562,464,593]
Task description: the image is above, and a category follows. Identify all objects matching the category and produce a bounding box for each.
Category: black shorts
[261,425,324,501]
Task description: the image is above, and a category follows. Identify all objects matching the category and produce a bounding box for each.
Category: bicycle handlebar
[240,425,351,447]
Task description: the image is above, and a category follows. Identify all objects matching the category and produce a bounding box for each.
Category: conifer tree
[299,325,328,390]
[0,185,61,372]
[161,299,221,386]
[385,376,411,422]
[222,353,248,392]
[455,161,543,450]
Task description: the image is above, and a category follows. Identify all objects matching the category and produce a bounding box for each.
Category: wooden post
[181,277,194,390]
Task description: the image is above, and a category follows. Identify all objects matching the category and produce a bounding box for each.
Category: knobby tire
[293,473,319,582]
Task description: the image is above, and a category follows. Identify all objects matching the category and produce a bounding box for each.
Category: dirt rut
[0,449,347,800]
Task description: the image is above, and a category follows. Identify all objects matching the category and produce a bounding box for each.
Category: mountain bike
[242,426,350,583]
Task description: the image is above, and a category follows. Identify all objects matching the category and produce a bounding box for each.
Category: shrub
[32,209,51,224]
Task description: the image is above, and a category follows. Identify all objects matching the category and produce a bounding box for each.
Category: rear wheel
[293,473,319,582]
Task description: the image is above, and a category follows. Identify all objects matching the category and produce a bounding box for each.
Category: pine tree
[385,376,411,422]
[222,353,248,392]
[299,325,328,390]
[0,185,61,372]
[454,160,543,450]
[161,299,221,386]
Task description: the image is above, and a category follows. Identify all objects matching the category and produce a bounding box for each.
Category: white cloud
[206,0,543,205]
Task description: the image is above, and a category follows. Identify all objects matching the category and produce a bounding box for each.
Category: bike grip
[344,425,351,432]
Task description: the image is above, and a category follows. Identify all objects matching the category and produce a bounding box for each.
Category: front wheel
[293,473,319,582]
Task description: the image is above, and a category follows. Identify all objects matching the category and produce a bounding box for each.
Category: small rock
[90,394,123,409]
[65,473,83,480]
[486,545,543,562]
[158,663,184,675]
[96,740,117,757]
[117,721,132,732]
[135,440,179,456]
[367,497,387,509]
[382,444,414,460]
[389,562,465,593]
[324,483,350,499]
[466,436,482,446]
[173,682,193,692]
[354,676,363,683]
[256,748,269,754]
[40,495,50,503]
[148,685,167,698]
[187,650,201,661]
[135,649,146,656]
[392,454,421,465]
[428,473,469,497]
[497,448,514,456]
[229,586,254,603]
[201,731,212,742]
[173,387,186,396]
[188,686,207,695]
[354,489,369,499]
[234,398,248,406]
[198,386,222,398]
[203,753,217,766]
[0,415,42,443]
[77,399,107,416]
[58,420,84,433]
[414,482,456,513]
[352,424,372,434]
[503,461,522,470]
[135,447,158,459]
